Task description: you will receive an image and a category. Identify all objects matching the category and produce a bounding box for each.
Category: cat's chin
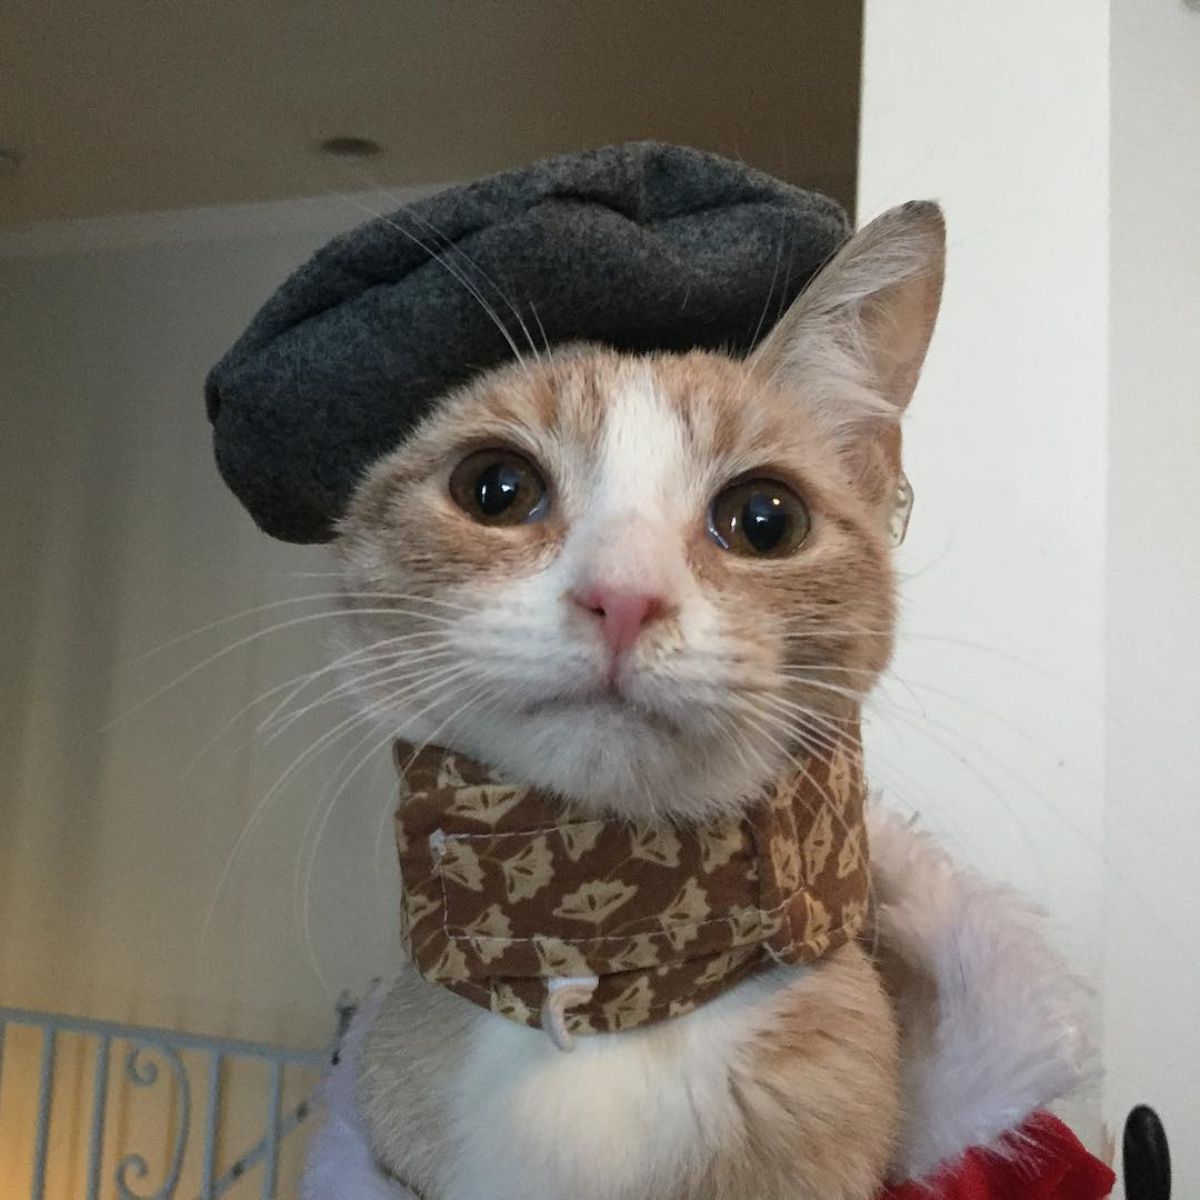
[425,703,782,823]
[518,691,682,738]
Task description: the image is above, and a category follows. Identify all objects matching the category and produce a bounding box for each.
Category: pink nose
[571,586,669,655]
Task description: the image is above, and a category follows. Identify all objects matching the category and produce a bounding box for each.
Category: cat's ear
[749,201,945,513]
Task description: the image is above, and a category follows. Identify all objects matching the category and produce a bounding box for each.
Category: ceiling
[0,1,861,227]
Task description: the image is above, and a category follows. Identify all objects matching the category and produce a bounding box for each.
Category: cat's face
[335,202,944,820]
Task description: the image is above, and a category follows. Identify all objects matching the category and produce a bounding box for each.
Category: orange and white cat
[332,201,945,1200]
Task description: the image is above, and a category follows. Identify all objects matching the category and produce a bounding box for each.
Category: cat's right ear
[749,201,945,510]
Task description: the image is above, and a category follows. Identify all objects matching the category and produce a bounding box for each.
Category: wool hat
[205,141,848,542]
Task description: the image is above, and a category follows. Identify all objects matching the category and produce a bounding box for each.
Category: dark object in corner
[1124,1104,1171,1200]
[205,141,848,543]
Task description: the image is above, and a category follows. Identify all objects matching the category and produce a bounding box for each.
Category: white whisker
[255,630,452,736]
[262,647,459,740]
[200,660,477,942]
[106,606,459,729]
[125,590,475,666]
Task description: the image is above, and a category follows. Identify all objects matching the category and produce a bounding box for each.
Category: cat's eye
[709,479,810,558]
[449,449,548,526]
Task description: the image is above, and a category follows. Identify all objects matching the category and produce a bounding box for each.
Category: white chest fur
[443,970,794,1200]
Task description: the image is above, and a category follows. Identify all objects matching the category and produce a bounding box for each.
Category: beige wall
[0,203,409,1188]
[0,0,862,225]
[1104,0,1200,1184]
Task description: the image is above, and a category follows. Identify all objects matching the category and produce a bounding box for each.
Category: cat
[330,200,945,1200]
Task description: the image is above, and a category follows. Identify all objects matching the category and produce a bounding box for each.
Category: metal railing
[0,1003,347,1199]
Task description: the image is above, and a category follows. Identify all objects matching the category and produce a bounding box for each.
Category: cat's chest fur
[358,942,898,1200]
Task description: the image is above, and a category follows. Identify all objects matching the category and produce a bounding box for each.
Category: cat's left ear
[749,201,945,522]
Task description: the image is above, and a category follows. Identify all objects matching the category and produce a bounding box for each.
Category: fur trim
[300,805,1095,1198]
[869,805,1094,1181]
[300,988,418,1200]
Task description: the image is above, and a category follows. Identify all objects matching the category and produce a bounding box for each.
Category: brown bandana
[392,731,869,1044]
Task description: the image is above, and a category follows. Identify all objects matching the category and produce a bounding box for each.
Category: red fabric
[880,1113,1114,1200]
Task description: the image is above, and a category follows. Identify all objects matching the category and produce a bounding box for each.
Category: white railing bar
[85,1033,111,1200]
[261,1060,283,1200]
[200,1052,222,1199]
[195,1093,314,1199]
[31,1026,56,1200]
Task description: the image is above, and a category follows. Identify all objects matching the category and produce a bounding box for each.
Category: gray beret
[205,141,848,543]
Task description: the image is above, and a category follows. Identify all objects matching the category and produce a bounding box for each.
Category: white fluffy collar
[300,805,1094,1197]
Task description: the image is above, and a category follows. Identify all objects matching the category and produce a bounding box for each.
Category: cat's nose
[570,585,670,655]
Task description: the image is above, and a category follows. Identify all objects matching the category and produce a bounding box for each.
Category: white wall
[861,0,1200,1185]
[0,192,422,1190]
[858,0,1110,1012]
[1105,0,1200,1184]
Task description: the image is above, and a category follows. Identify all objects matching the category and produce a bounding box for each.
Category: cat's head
[335,202,944,820]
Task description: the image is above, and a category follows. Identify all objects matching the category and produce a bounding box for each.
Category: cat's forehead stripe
[596,363,691,518]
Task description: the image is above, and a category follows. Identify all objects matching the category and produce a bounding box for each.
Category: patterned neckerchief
[392,729,870,1047]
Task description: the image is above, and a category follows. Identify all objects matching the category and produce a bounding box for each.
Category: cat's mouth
[519,687,681,736]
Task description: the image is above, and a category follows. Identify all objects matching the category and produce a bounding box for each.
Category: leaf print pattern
[554,879,638,925]
[698,823,744,873]
[436,755,470,790]
[803,894,831,947]
[728,906,767,945]
[403,890,439,929]
[463,903,513,964]
[629,823,683,867]
[602,976,654,1031]
[429,941,470,985]
[695,948,739,988]
[533,937,592,977]
[662,878,710,929]
[566,1011,597,1036]
[841,897,868,935]
[836,823,864,880]
[492,983,532,1026]
[439,840,485,891]
[393,730,870,1036]
[447,783,528,825]
[557,821,603,862]
[609,933,663,972]
[772,833,803,894]
[801,805,834,881]
[500,834,554,902]
[826,741,860,815]
[665,922,699,953]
